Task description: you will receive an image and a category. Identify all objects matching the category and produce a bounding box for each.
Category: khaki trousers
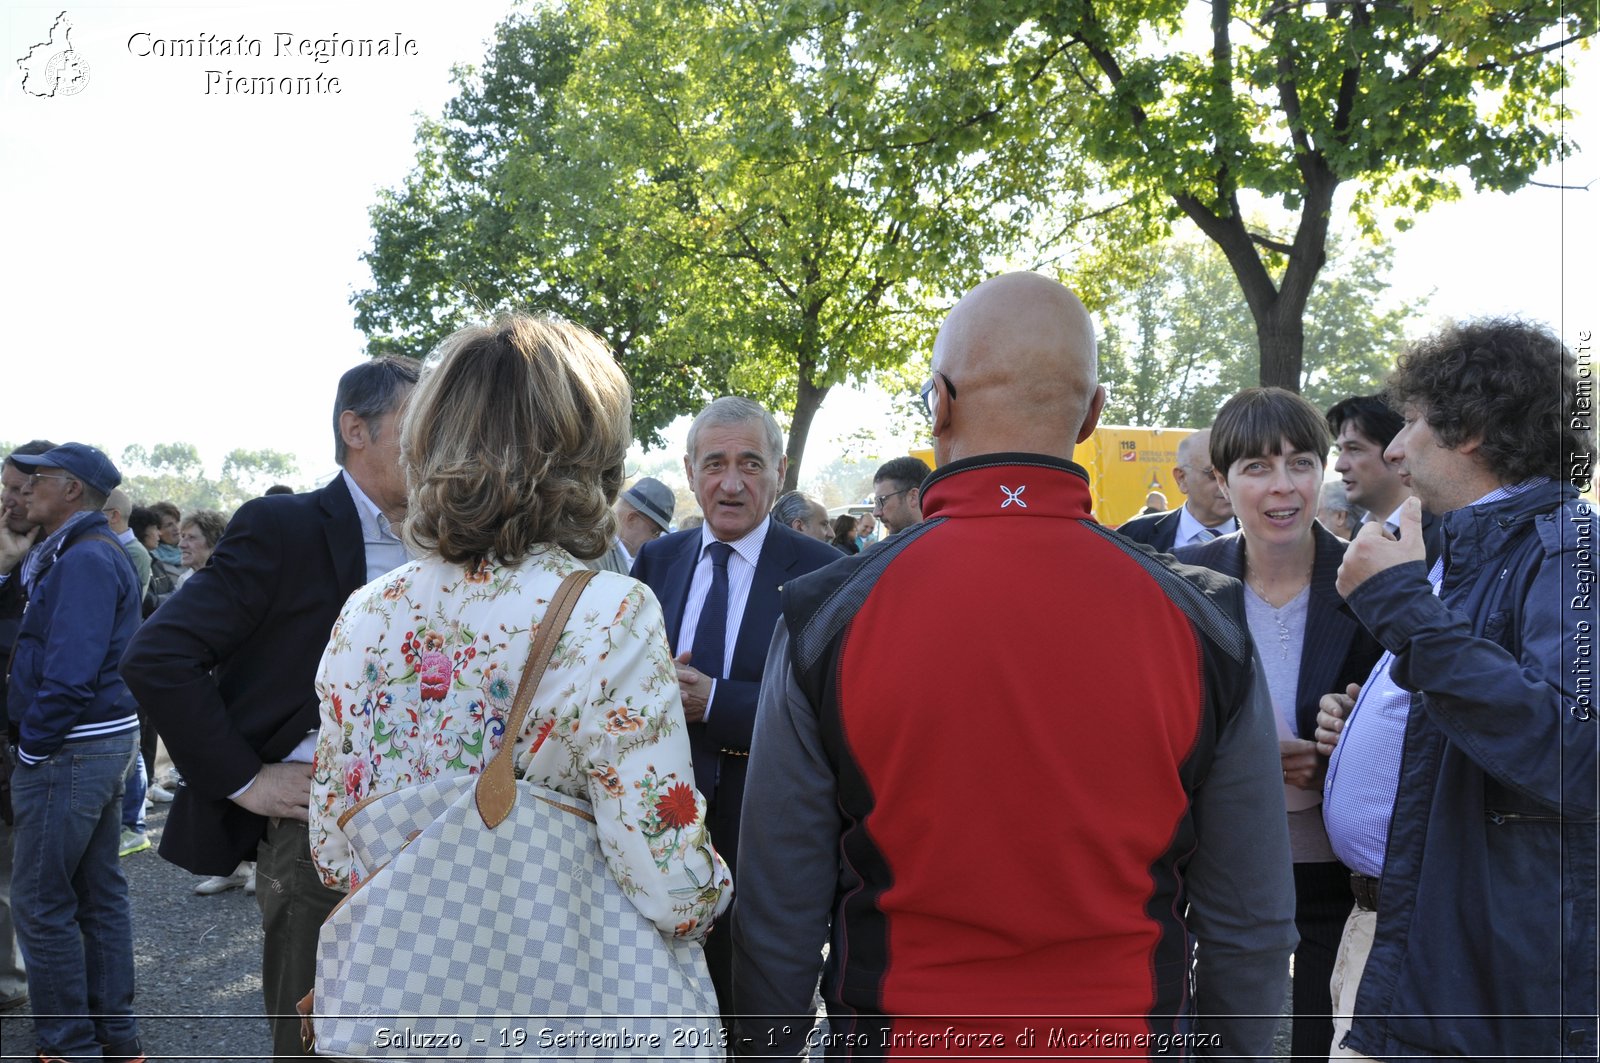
[1328,907,1382,1062]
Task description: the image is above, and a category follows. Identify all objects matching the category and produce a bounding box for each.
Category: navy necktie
[690,542,734,679]
[1192,526,1220,544]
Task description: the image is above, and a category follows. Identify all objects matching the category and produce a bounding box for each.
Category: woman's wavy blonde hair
[401,312,631,568]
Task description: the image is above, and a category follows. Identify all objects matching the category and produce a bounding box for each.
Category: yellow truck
[910,424,1195,527]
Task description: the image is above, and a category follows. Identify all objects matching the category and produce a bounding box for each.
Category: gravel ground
[0,773,1293,1062]
[1,785,274,1062]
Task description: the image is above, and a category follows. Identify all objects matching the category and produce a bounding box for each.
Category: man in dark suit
[121,356,417,1061]
[630,395,839,1017]
[1326,394,1441,565]
[1118,428,1236,550]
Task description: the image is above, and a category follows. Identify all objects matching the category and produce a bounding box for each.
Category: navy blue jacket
[1343,482,1597,1061]
[631,518,840,806]
[1116,507,1183,552]
[6,512,140,762]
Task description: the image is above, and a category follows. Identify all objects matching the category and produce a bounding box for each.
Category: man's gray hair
[772,490,815,527]
[686,396,784,465]
[1319,479,1360,518]
[332,355,421,466]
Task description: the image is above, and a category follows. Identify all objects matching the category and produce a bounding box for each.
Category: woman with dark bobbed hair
[831,513,860,554]
[1175,387,1381,1061]
[309,312,730,939]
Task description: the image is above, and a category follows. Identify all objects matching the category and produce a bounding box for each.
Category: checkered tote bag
[307,570,721,1059]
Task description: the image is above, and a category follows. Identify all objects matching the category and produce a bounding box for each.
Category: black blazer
[1175,522,1382,741]
[631,518,840,801]
[121,475,366,875]
[1116,508,1183,552]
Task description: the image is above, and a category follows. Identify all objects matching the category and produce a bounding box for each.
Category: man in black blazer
[121,356,417,1060]
[631,396,840,1016]
[1118,428,1238,551]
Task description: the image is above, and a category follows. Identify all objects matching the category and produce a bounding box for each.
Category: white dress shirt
[1174,505,1237,547]
[675,519,770,719]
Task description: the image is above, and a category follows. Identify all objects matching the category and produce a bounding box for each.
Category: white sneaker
[244,866,257,895]
[194,865,250,895]
[119,828,151,857]
[146,783,175,803]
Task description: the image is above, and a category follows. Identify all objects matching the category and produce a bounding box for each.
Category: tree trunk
[784,372,829,491]
[1254,300,1307,391]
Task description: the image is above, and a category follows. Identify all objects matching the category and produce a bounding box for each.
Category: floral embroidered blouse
[310,546,731,942]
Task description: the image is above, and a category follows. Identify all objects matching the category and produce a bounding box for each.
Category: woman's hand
[1280,738,1326,791]
[1315,682,1360,755]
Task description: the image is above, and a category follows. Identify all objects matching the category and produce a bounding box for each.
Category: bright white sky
[2,1,1595,489]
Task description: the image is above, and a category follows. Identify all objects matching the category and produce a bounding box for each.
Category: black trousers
[256,817,343,1062]
[1292,860,1355,1060]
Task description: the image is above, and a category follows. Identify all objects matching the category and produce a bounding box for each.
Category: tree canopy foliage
[117,443,300,513]
[1092,232,1424,428]
[354,0,1588,476]
[353,0,1068,483]
[831,0,1591,388]
[0,441,301,515]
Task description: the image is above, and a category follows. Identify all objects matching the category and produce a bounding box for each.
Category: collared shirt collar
[698,516,769,568]
[21,509,101,597]
[1433,477,1551,585]
[342,469,411,582]
[1174,503,1236,546]
[341,470,394,539]
[114,527,136,547]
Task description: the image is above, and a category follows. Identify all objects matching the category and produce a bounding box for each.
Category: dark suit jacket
[1116,508,1183,551]
[1353,508,1442,568]
[1118,507,1240,553]
[121,475,366,874]
[1175,522,1382,740]
[631,518,840,804]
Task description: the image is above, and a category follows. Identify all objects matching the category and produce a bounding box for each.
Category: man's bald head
[1176,430,1210,469]
[929,272,1104,464]
[103,487,133,533]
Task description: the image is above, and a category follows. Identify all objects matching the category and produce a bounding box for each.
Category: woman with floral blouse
[309,311,731,945]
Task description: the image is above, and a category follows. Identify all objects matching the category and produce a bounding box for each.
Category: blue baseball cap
[8,442,123,496]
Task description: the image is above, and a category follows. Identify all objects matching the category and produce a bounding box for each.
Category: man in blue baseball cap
[0,441,144,1062]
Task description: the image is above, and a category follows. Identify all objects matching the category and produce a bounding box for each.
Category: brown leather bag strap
[474,568,597,829]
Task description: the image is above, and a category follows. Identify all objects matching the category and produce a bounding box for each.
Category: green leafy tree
[835,0,1591,390]
[119,443,301,513]
[356,0,1054,483]
[220,448,301,502]
[1092,233,1425,427]
[351,9,707,445]
[0,441,300,516]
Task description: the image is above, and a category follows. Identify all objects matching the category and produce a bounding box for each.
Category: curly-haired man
[1319,318,1596,1060]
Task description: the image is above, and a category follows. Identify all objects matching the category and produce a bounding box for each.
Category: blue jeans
[120,726,147,834]
[0,817,26,1003]
[10,732,141,1060]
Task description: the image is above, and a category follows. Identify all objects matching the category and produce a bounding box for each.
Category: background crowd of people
[0,276,1590,1062]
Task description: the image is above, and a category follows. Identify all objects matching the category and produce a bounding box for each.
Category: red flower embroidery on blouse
[532,717,556,754]
[419,651,452,701]
[654,782,698,830]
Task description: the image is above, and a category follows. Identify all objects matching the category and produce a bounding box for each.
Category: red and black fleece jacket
[731,453,1297,1060]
